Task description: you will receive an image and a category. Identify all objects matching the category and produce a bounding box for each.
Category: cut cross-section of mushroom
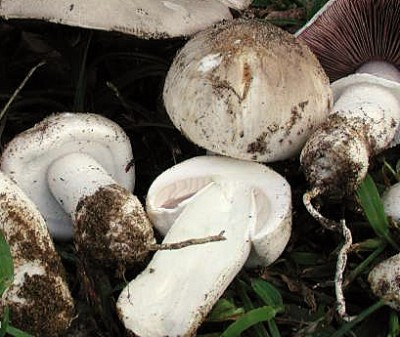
[163,19,332,162]
[0,0,233,39]
[0,113,154,267]
[0,170,74,337]
[117,155,292,337]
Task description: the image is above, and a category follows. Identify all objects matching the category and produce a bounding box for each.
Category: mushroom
[0,0,233,39]
[117,155,291,337]
[365,181,400,310]
[297,0,400,214]
[296,1,400,319]
[0,170,74,337]
[163,19,332,163]
[368,252,400,310]
[0,112,154,267]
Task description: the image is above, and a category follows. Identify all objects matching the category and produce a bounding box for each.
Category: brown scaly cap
[296,0,400,81]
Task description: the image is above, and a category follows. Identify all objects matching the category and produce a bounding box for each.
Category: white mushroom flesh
[0,171,74,336]
[118,181,254,337]
[116,156,291,336]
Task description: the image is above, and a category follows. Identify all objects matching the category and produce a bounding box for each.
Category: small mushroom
[0,0,233,39]
[117,155,291,337]
[163,19,332,162]
[381,180,400,222]
[368,253,400,310]
[0,112,154,267]
[367,186,400,309]
[0,170,74,337]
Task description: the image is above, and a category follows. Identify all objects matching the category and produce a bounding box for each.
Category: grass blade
[356,175,399,250]
[251,279,284,311]
[221,306,279,337]
[330,300,386,337]
[0,231,13,296]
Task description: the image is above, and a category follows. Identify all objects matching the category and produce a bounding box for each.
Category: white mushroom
[0,112,154,267]
[368,253,400,310]
[0,170,74,337]
[0,0,232,39]
[117,155,291,337]
[297,0,400,202]
[163,19,332,162]
[295,0,400,227]
[381,181,400,222]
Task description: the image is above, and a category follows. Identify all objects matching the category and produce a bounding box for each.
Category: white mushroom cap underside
[163,19,332,162]
[0,0,232,39]
[0,112,134,240]
[146,155,292,267]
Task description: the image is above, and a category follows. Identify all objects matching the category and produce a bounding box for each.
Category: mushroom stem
[47,152,117,216]
[47,152,154,267]
[0,171,74,336]
[356,61,400,83]
[117,181,254,337]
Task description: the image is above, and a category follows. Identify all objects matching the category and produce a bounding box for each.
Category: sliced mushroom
[0,113,154,267]
[163,19,332,162]
[0,170,74,337]
[0,0,232,39]
[117,155,291,337]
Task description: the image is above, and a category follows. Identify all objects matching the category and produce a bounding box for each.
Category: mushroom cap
[146,155,292,268]
[0,171,74,336]
[296,0,400,81]
[368,253,400,310]
[0,112,135,240]
[382,181,400,222]
[163,19,332,162]
[0,0,232,39]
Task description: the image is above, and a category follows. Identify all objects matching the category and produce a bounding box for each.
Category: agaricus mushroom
[294,0,400,233]
[368,252,400,310]
[163,19,332,163]
[366,181,400,309]
[297,0,400,215]
[117,155,291,337]
[0,170,74,337]
[296,1,400,320]
[0,112,154,267]
[0,0,233,39]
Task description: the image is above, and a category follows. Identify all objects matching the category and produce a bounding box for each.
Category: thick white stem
[356,61,400,83]
[47,152,116,216]
[331,74,400,154]
[117,181,254,337]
